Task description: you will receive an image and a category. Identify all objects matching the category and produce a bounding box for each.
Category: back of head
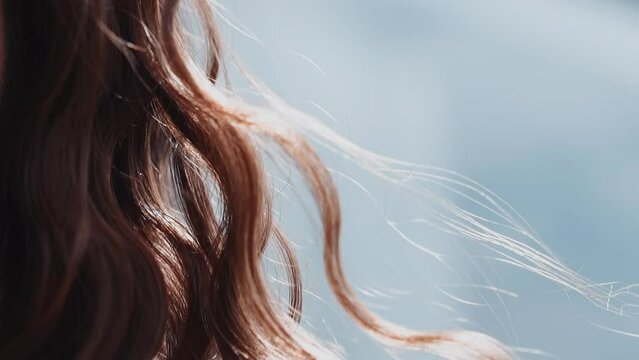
[0,1,270,358]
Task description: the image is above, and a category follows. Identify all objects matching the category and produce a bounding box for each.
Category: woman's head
[0,0,347,357]
[0,1,285,358]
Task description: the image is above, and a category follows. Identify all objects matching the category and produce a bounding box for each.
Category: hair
[0,1,631,359]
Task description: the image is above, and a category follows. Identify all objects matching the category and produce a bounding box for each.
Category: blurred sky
[219,0,639,358]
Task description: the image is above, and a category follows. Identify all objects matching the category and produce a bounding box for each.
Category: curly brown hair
[0,1,520,359]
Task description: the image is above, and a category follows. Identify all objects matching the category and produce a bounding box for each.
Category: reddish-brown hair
[0,1,525,359]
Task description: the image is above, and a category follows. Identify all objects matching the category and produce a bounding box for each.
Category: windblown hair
[4,1,623,359]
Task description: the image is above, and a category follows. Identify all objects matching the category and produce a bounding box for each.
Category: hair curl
[0,1,519,359]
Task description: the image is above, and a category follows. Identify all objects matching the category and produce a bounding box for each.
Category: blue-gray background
[221,0,639,358]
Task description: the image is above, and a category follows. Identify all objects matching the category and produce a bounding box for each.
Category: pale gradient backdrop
[220,0,639,358]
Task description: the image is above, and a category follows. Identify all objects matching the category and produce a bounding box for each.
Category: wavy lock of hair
[0,1,510,359]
